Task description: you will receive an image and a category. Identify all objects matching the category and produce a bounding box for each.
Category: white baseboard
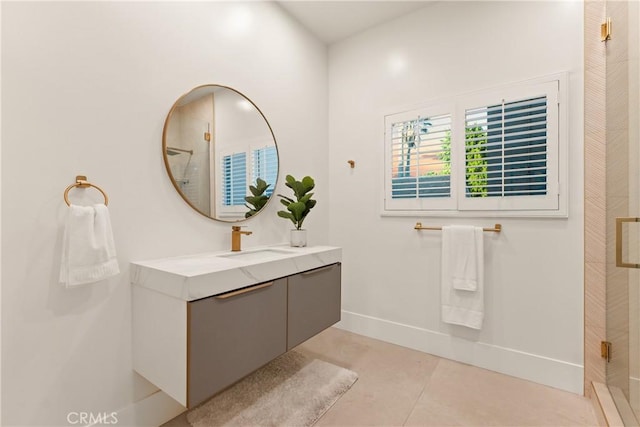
[335,310,583,395]
[97,390,185,427]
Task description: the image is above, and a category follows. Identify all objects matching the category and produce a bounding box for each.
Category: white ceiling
[277,1,434,45]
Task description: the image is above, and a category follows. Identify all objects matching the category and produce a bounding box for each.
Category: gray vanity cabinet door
[187,278,287,407]
[287,263,341,350]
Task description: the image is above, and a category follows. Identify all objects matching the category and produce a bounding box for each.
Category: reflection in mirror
[163,85,278,222]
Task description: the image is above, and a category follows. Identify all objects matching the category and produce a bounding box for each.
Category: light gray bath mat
[186,351,358,427]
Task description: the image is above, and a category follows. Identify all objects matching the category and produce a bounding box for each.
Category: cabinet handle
[214,281,274,299]
[300,264,336,276]
[616,217,640,268]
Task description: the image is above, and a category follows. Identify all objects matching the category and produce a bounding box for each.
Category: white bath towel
[441,225,484,329]
[60,204,120,287]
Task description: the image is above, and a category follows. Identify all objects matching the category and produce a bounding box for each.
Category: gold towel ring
[64,175,109,206]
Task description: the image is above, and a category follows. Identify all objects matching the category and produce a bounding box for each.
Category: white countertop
[130,245,342,301]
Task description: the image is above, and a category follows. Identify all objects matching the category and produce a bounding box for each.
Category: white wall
[328,1,585,393]
[1,2,327,425]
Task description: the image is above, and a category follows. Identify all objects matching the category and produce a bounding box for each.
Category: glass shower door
[629,4,640,417]
[607,1,640,423]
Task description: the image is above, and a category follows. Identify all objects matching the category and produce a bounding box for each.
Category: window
[221,152,247,208]
[385,106,455,211]
[383,75,564,216]
[252,145,278,197]
[218,144,279,218]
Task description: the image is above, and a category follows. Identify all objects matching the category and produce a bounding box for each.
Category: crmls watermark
[67,412,118,425]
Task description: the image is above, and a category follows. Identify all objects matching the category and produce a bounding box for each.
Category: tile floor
[164,327,598,426]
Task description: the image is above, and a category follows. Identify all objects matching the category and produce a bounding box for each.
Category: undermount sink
[218,248,295,261]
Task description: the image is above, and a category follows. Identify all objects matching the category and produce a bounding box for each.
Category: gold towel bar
[63,175,109,206]
[414,222,502,233]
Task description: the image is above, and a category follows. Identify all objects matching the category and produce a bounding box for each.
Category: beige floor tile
[297,327,440,426]
[163,328,600,427]
[404,358,597,427]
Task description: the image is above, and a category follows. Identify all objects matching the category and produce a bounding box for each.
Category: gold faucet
[231,226,252,251]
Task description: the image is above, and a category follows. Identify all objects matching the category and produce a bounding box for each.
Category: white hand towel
[441,225,484,329]
[59,204,120,287]
[448,225,482,291]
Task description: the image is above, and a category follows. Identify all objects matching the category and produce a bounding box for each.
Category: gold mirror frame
[162,84,280,223]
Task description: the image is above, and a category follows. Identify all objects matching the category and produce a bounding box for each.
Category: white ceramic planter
[290,229,307,247]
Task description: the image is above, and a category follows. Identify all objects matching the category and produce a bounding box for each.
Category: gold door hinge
[601,17,612,42]
[601,341,612,362]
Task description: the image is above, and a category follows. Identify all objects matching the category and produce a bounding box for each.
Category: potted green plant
[244,178,271,218]
[277,175,316,247]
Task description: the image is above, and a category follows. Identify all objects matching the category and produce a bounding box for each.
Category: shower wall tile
[585,261,607,397]
[605,130,629,198]
[628,58,640,209]
[584,0,607,396]
[606,263,630,395]
[585,197,607,264]
[584,132,606,199]
[586,262,607,329]
[629,59,640,114]
[606,0,629,66]
[584,66,606,129]
[585,1,607,71]
[629,1,640,61]
[607,326,630,395]
[585,324,607,395]
[605,196,629,264]
[607,267,629,323]
[605,60,630,132]
[629,269,639,379]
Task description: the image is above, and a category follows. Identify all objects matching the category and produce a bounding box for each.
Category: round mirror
[163,85,279,222]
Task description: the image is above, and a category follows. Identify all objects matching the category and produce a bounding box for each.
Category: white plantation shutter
[221,152,247,207]
[464,97,548,197]
[217,144,278,218]
[382,76,564,216]
[458,80,559,211]
[251,145,278,197]
[217,150,248,219]
[384,105,456,211]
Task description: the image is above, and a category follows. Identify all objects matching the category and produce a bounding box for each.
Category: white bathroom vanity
[130,245,341,408]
